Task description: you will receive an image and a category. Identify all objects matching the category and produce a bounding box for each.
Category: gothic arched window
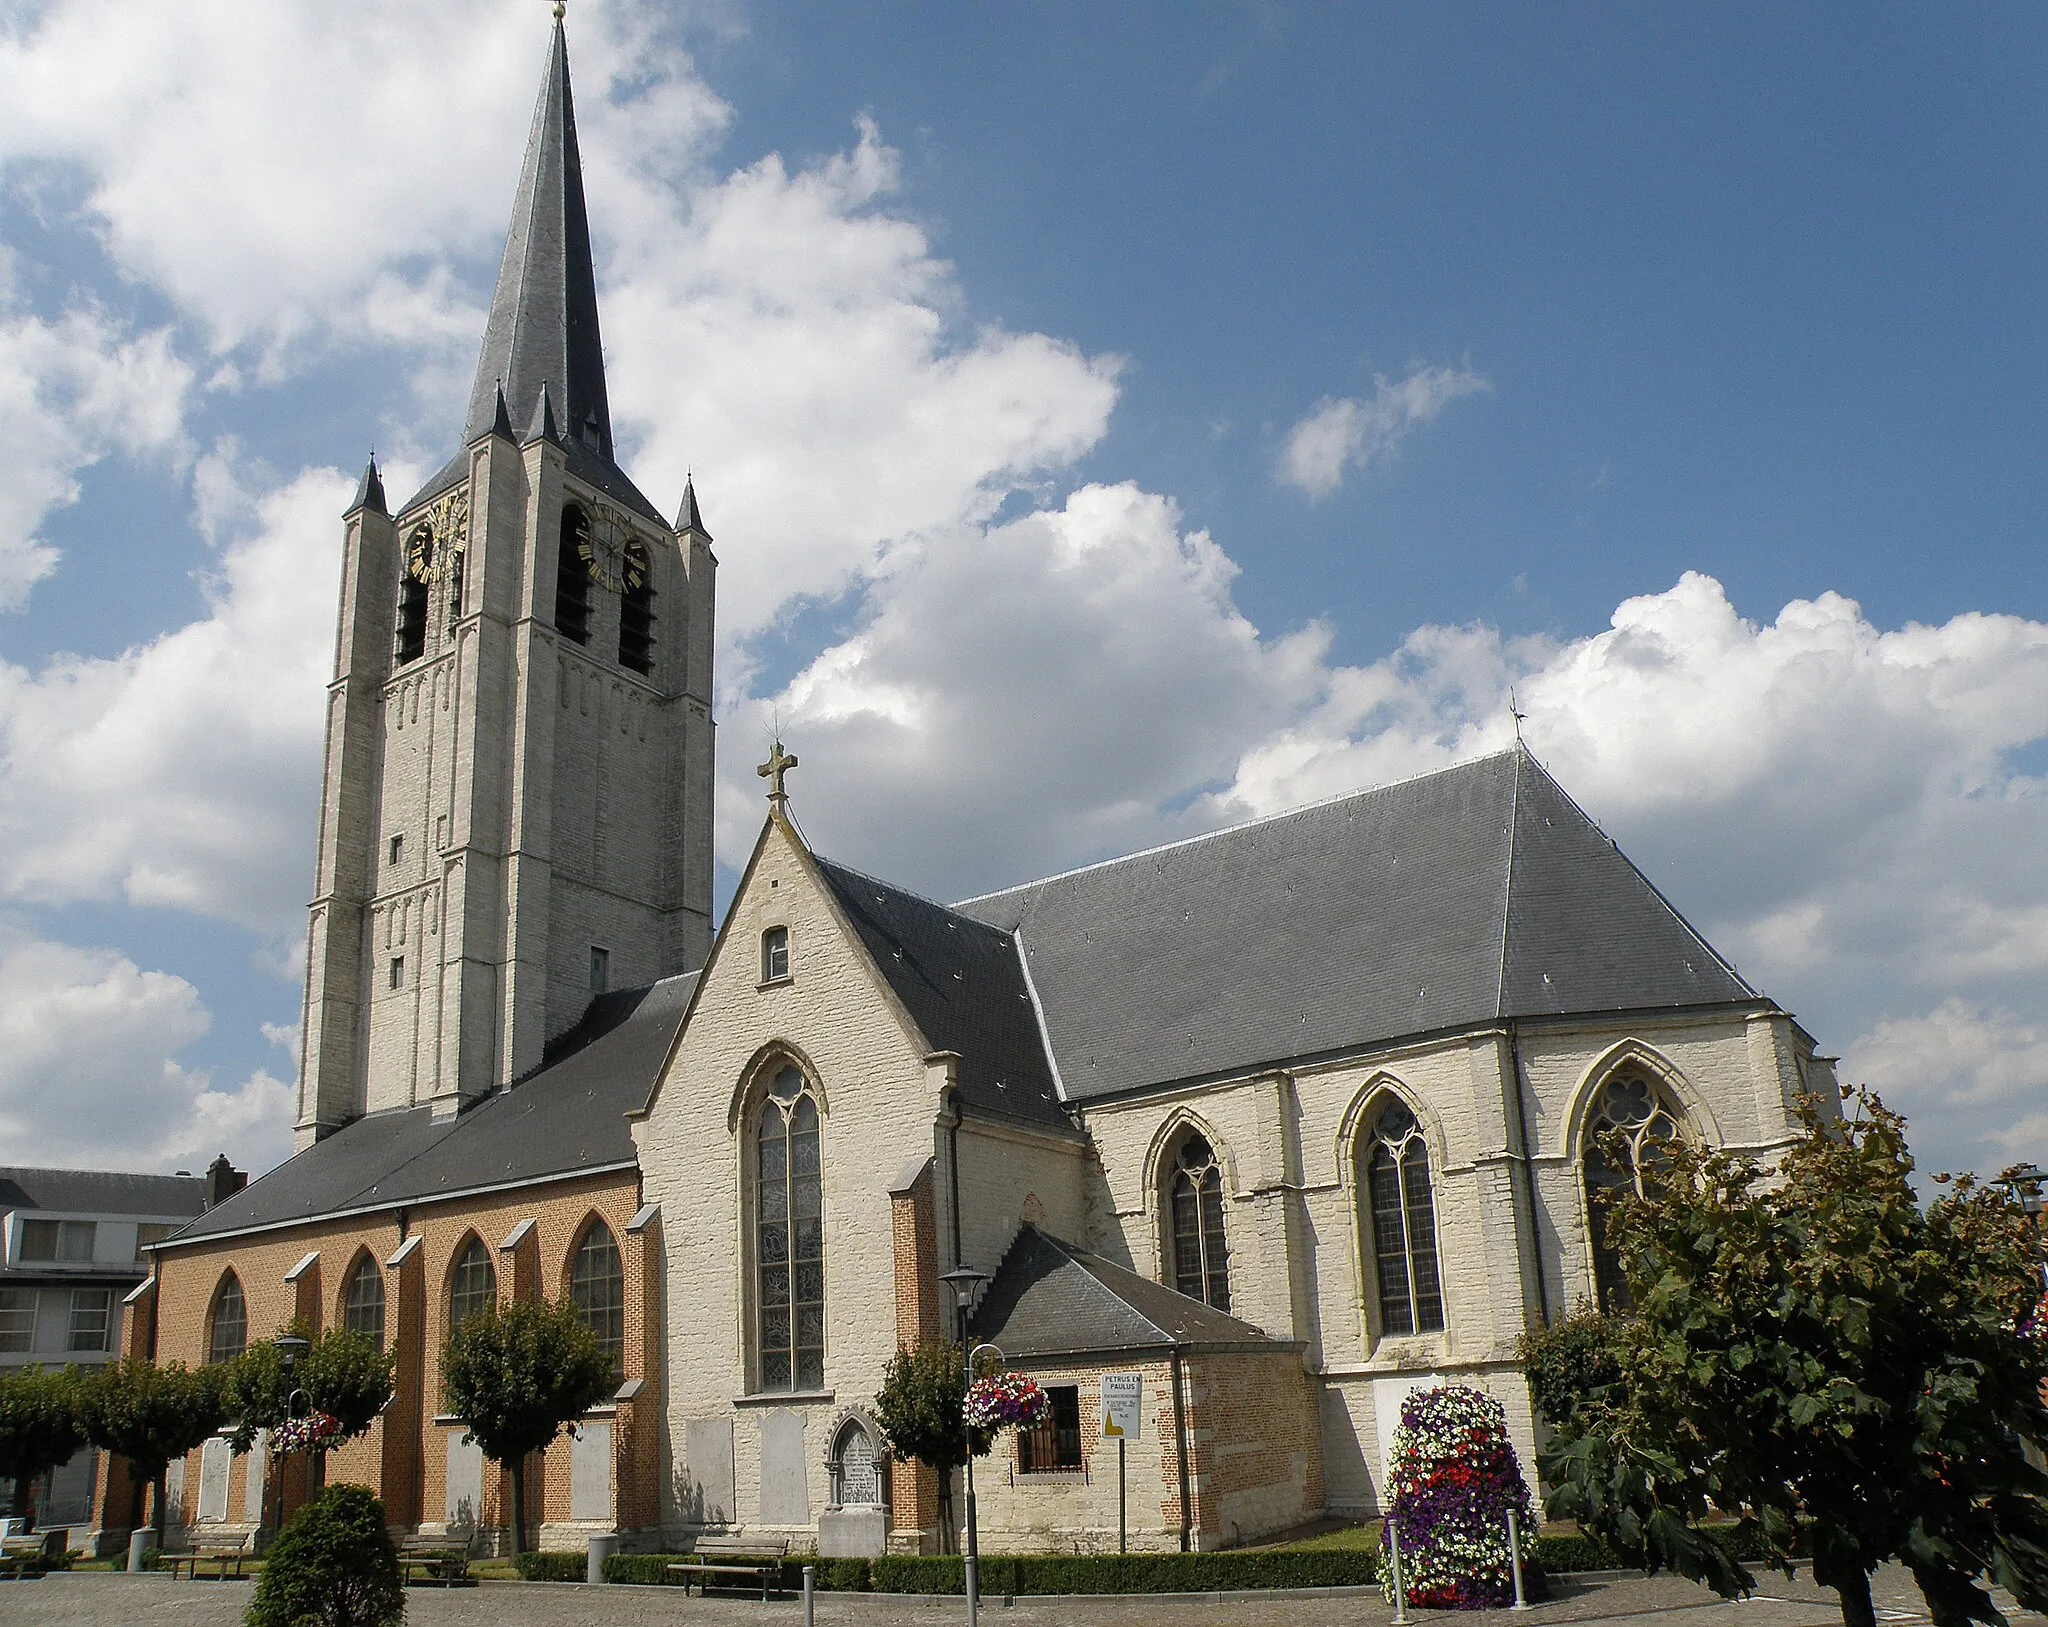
[618,541,655,674]
[343,1254,385,1352]
[207,1272,247,1365]
[755,1065,823,1391]
[1360,1101,1444,1337]
[1583,1073,1688,1311]
[570,1219,625,1369]
[1167,1133,1230,1311]
[447,1237,496,1334]
[555,505,591,645]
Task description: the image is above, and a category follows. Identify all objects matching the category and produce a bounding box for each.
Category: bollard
[803,1563,816,1627]
[127,1528,149,1574]
[586,1530,618,1584]
[1507,1507,1529,1610]
[1390,1521,1409,1625]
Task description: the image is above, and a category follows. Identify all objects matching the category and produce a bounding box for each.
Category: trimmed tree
[0,1365,85,1523]
[872,1341,995,1552]
[440,1298,611,1555]
[227,1326,395,1454]
[247,1483,404,1627]
[1539,1087,2048,1627]
[76,1358,230,1543]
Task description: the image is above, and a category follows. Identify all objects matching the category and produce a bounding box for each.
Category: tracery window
[755,1065,823,1391]
[343,1254,385,1351]
[618,541,655,674]
[1360,1101,1445,1337]
[1168,1133,1230,1311]
[1583,1073,1688,1311]
[447,1238,496,1334]
[207,1272,247,1365]
[570,1220,625,1369]
[555,505,591,645]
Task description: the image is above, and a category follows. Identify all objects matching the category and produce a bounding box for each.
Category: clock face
[405,485,471,584]
[577,502,634,592]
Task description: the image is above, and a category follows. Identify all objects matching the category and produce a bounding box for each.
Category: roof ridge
[818,854,1014,935]
[954,748,1521,910]
[1495,745,1525,1017]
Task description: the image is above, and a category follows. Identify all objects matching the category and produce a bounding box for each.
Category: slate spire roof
[466,17,610,462]
[676,475,710,538]
[954,747,1762,1103]
[347,455,386,517]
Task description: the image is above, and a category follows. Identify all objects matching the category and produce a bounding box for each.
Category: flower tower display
[1380,1384,1539,1609]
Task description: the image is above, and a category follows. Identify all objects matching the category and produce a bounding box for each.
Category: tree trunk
[507,1458,526,1557]
[936,1467,955,1555]
[1815,1548,1877,1627]
[151,1467,168,1548]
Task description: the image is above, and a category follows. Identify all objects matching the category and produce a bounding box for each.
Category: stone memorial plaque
[196,1437,230,1523]
[758,1410,809,1526]
[243,1433,267,1523]
[445,1431,484,1532]
[838,1428,880,1506]
[570,1421,612,1522]
[682,1419,733,1525]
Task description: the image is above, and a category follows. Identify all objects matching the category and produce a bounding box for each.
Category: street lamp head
[2006,1163,2047,1217]
[940,1265,991,1300]
[274,1333,311,1371]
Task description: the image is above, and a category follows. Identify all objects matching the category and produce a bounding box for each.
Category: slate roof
[955,748,1759,1103]
[813,859,1069,1131]
[171,973,696,1245]
[970,1225,1291,1357]
[0,1168,207,1219]
[398,18,665,530]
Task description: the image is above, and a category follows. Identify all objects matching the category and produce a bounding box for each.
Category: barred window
[1361,1102,1445,1337]
[555,506,591,644]
[0,1288,34,1353]
[67,1288,111,1354]
[1168,1134,1230,1311]
[447,1238,496,1334]
[755,1066,823,1391]
[344,1255,385,1351]
[208,1273,247,1365]
[618,541,655,674]
[570,1220,625,1369]
[1017,1385,1082,1473]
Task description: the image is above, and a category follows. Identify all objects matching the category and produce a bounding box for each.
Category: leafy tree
[872,1341,995,1552]
[1539,1087,2048,1627]
[0,1366,85,1522]
[247,1483,403,1627]
[1518,1303,1626,1436]
[226,1325,394,1454]
[440,1298,611,1555]
[77,1358,230,1543]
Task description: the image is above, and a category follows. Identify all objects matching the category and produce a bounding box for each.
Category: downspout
[946,1096,965,1275]
[1170,1348,1192,1552]
[1505,1020,1551,1327]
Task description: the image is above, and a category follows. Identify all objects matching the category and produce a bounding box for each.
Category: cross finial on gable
[758,740,799,810]
[1509,687,1528,744]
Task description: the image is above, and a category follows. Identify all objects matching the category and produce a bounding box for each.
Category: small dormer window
[389,834,404,868]
[389,956,405,991]
[590,946,610,994]
[762,926,790,983]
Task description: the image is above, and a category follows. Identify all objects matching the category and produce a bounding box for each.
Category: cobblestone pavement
[3,1565,2032,1627]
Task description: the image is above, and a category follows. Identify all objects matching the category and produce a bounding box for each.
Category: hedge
[514,1551,589,1582]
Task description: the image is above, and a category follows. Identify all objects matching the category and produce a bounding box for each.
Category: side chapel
[124,16,1833,1559]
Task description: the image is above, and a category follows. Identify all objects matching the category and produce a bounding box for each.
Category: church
[127,17,1831,1558]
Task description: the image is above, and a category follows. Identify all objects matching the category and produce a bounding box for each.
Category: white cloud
[1843,1001,2048,1172]
[0,461,345,933]
[1277,364,1490,497]
[0,304,190,607]
[0,917,290,1170]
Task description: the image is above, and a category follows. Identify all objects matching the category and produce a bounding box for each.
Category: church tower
[295,19,715,1147]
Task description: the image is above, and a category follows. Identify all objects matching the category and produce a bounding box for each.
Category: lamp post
[270,1335,310,1541]
[2003,1164,2047,1289]
[939,1265,991,1627]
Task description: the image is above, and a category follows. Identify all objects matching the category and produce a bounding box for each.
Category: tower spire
[463,15,611,461]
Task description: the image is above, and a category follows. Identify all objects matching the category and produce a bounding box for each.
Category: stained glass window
[1362,1102,1445,1337]
[756,1066,824,1390]
[1169,1134,1231,1311]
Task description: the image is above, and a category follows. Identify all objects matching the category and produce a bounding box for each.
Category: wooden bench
[666,1535,791,1599]
[0,1536,44,1581]
[397,1534,474,1586]
[160,1532,253,1580]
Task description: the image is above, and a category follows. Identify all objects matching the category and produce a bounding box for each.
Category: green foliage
[246,1483,403,1627]
[1539,1088,2048,1627]
[869,1549,1385,1594]
[227,1326,395,1454]
[873,1341,996,1475]
[76,1357,230,1538]
[1518,1304,1627,1431]
[440,1297,612,1555]
[0,1366,85,1517]
[513,1550,587,1581]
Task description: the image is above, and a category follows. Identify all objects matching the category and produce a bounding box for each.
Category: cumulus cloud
[0,304,190,607]
[1844,1001,2048,1170]
[0,917,289,1170]
[1277,364,1490,497]
[0,460,345,933]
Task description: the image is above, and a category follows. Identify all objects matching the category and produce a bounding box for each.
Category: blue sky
[0,1,2042,1182]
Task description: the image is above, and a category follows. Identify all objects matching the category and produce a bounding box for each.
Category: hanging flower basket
[1381,1384,1538,1609]
[270,1411,344,1457]
[963,1372,1050,1433]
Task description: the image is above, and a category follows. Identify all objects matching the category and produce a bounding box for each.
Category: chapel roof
[812,858,1070,1131]
[168,972,696,1245]
[953,746,1761,1104]
[397,17,664,528]
[970,1224,1290,1357]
